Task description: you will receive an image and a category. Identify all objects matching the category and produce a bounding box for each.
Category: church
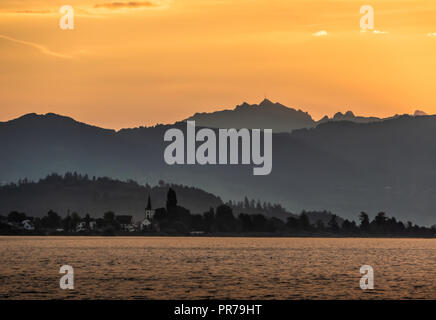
[139,195,155,231]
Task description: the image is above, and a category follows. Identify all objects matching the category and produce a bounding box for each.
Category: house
[76,220,97,232]
[89,221,97,230]
[116,215,136,232]
[139,218,152,230]
[190,231,205,236]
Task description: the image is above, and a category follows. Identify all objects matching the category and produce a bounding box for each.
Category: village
[0,195,159,235]
[1,187,435,237]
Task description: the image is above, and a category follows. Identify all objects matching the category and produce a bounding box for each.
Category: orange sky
[1,0,436,129]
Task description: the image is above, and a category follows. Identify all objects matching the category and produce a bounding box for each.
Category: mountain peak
[414,110,427,116]
[333,111,355,120]
[185,100,315,133]
[259,98,274,106]
[11,112,74,122]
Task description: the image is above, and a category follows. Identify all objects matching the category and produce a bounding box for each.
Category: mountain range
[1,100,435,225]
[185,99,415,133]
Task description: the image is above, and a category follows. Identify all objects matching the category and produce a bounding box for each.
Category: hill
[185,99,316,133]
[1,110,436,225]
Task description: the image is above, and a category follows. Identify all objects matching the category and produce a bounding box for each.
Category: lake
[0,236,434,299]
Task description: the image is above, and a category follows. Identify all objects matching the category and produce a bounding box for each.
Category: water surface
[0,236,434,299]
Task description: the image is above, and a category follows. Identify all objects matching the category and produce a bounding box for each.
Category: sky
[1,0,436,130]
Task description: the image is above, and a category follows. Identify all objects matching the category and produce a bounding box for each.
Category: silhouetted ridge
[185,99,315,133]
[2,108,436,225]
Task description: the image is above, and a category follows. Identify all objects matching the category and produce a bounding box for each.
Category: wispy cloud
[94,1,160,9]
[14,10,52,14]
[427,32,436,37]
[0,35,73,59]
[312,30,327,37]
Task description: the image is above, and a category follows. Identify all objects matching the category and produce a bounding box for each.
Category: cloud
[14,10,52,14]
[94,1,160,9]
[0,35,73,59]
[312,30,327,37]
[427,32,436,37]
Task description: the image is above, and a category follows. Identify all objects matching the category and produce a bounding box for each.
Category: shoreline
[1,233,435,239]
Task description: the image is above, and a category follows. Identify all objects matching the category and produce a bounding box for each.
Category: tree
[359,212,370,232]
[203,208,215,232]
[286,216,299,230]
[299,212,311,231]
[252,214,268,232]
[374,212,387,227]
[215,205,235,232]
[70,212,81,230]
[84,213,91,228]
[342,219,358,234]
[103,211,119,229]
[328,214,340,233]
[62,214,72,232]
[154,207,167,222]
[8,211,27,223]
[315,219,325,231]
[41,210,61,229]
[238,213,253,232]
[373,212,387,233]
[166,188,177,210]
[243,197,250,210]
[191,214,204,231]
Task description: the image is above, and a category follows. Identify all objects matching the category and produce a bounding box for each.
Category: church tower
[145,195,155,220]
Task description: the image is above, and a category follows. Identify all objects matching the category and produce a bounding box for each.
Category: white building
[140,195,155,230]
[76,220,97,232]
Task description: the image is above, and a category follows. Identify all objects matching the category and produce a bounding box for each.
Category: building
[115,215,136,232]
[145,195,155,220]
[76,221,97,232]
[139,195,155,231]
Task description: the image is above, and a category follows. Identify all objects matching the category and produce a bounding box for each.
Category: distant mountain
[184,99,413,133]
[317,111,382,124]
[1,110,436,225]
[414,110,428,116]
[185,99,316,133]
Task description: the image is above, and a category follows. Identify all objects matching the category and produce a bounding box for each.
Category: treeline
[1,187,435,237]
[0,172,223,219]
[149,189,435,236]
[156,197,435,236]
[227,197,291,220]
[0,172,293,220]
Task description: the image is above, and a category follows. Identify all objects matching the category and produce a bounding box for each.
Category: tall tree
[166,188,177,210]
[359,212,370,232]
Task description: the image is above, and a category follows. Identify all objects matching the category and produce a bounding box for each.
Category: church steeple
[146,195,152,210]
[143,194,155,227]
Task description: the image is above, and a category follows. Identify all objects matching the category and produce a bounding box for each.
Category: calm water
[0,236,434,300]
